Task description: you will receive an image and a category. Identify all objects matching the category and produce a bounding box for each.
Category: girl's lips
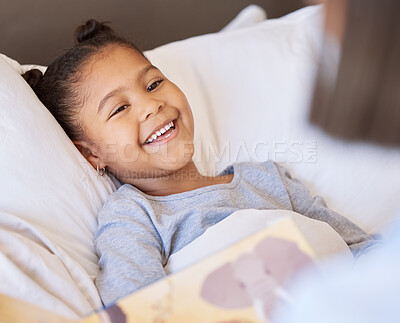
[143,119,179,146]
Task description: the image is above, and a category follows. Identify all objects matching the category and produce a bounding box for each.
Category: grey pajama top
[94,161,376,306]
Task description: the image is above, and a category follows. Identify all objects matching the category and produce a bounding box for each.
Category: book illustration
[201,237,314,319]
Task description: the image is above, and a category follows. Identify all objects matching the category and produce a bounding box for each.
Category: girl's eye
[110,105,129,118]
[147,78,163,92]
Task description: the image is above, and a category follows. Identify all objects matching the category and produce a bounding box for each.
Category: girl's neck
[127,160,233,197]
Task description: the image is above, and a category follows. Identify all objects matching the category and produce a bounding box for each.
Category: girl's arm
[274,162,380,258]
[95,198,166,307]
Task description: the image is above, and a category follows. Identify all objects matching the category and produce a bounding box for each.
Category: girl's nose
[138,98,163,122]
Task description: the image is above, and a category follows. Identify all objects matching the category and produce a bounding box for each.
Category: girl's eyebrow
[97,87,127,115]
[97,65,159,115]
[137,65,159,82]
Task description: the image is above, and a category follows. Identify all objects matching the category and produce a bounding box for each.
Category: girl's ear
[73,140,106,171]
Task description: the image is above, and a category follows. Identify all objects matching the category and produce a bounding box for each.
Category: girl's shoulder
[235,159,281,175]
[111,183,145,199]
[100,183,148,213]
[233,160,290,188]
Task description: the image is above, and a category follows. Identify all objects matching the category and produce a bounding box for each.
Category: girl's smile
[144,119,178,145]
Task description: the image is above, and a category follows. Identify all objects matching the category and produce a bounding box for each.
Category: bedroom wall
[0,0,305,65]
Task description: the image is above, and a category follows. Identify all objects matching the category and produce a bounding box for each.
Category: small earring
[97,165,106,176]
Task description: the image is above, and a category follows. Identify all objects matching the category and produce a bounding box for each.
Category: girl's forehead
[97,44,146,63]
[84,45,149,80]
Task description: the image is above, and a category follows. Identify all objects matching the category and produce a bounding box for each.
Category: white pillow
[220,4,267,31]
[0,53,116,318]
[145,5,400,233]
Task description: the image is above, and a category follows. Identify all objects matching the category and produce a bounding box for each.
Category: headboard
[0,0,305,65]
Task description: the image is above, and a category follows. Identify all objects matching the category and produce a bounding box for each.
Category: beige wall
[0,0,305,65]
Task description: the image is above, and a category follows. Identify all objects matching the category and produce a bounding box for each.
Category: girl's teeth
[146,120,175,144]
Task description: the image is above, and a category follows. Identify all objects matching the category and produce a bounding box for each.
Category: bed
[1,3,400,321]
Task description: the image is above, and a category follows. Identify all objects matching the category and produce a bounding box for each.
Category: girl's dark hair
[22,19,143,141]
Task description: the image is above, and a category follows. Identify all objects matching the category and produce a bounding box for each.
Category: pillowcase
[0,53,115,318]
[220,4,267,31]
[145,5,400,233]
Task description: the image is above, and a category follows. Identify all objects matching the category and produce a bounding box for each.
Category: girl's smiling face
[75,45,195,183]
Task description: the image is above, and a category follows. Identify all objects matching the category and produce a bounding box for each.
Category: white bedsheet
[0,211,102,318]
[166,209,353,274]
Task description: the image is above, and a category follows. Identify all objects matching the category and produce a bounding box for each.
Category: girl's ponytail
[22,68,43,93]
[74,19,115,44]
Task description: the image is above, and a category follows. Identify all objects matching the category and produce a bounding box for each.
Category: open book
[1,217,316,323]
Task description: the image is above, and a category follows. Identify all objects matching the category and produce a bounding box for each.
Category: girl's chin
[143,138,194,159]
[157,155,194,172]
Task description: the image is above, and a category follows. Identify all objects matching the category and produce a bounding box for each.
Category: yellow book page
[0,294,75,323]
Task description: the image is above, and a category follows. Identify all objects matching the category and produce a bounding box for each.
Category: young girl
[22,19,377,307]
